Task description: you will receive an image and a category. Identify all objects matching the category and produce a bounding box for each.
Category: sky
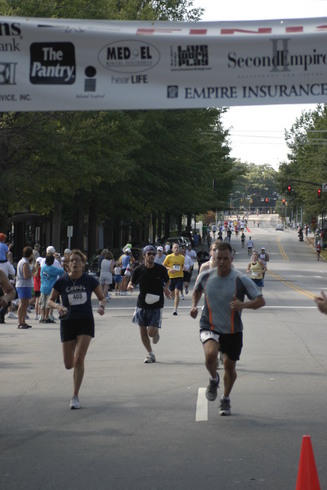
[192,0,327,169]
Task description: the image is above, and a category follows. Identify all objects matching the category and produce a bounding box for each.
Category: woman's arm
[94,284,105,315]
[47,288,68,317]
[22,261,34,279]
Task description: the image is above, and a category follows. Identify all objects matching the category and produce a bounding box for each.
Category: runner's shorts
[132,307,162,328]
[199,330,243,361]
[169,277,183,292]
[60,317,95,342]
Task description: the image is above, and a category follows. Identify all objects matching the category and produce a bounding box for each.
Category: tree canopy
[0,0,238,252]
[277,105,327,224]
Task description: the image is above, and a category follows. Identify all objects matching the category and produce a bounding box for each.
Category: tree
[278,105,327,224]
[0,0,235,254]
[229,162,278,213]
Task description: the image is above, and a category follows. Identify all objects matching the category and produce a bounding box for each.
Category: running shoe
[152,332,160,344]
[185,287,189,295]
[173,309,178,316]
[17,324,32,329]
[205,376,220,401]
[144,353,156,364]
[45,318,56,323]
[219,397,231,416]
[70,396,81,409]
[7,312,17,319]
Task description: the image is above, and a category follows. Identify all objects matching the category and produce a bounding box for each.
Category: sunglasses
[146,252,156,256]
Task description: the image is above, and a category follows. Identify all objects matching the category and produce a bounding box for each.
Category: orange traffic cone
[295,435,321,490]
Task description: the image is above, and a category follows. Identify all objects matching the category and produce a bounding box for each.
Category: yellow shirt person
[163,245,185,279]
[163,243,185,316]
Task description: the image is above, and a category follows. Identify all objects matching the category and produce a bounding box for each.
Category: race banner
[0,16,327,111]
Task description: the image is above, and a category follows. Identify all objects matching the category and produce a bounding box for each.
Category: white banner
[0,16,327,111]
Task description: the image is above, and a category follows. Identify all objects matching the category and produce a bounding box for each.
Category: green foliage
[278,105,327,222]
[0,0,233,237]
[0,0,203,20]
[229,161,278,211]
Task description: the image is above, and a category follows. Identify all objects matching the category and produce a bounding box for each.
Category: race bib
[145,293,160,304]
[172,265,181,271]
[68,291,87,306]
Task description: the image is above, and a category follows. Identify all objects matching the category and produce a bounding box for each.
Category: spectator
[40,254,65,323]
[61,248,71,273]
[0,269,16,323]
[120,248,134,295]
[113,261,122,295]
[16,246,36,329]
[99,250,114,300]
[33,257,42,320]
[33,243,41,260]
[97,248,109,274]
[0,233,12,263]
[0,252,16,323]
[41,246,62,268]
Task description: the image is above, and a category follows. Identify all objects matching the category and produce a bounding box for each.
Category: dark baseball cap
[143,245,156,254]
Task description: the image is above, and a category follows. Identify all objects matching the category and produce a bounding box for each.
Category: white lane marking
[100,305,317,311]
[195,387,208,422]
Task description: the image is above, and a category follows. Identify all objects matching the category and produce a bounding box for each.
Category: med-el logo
[0,63,17,85]
[30,42,76,84]
[98,40,160,74]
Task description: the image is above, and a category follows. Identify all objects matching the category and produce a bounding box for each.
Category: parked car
[276,223,284,231]
[166,236,191,248]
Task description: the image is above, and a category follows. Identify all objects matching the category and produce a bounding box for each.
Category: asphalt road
[1,215,327,490]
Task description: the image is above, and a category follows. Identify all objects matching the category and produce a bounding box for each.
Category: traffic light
[287,185,292,195]
[282,198,286,206]
[265,197,269,203]
[317,188,322,199]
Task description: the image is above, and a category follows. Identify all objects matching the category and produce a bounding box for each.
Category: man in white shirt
[181,247,194,296]
[40,246,62,269]
[154,246,166,265]
[40,246,63,321]
[186,244,197,264]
